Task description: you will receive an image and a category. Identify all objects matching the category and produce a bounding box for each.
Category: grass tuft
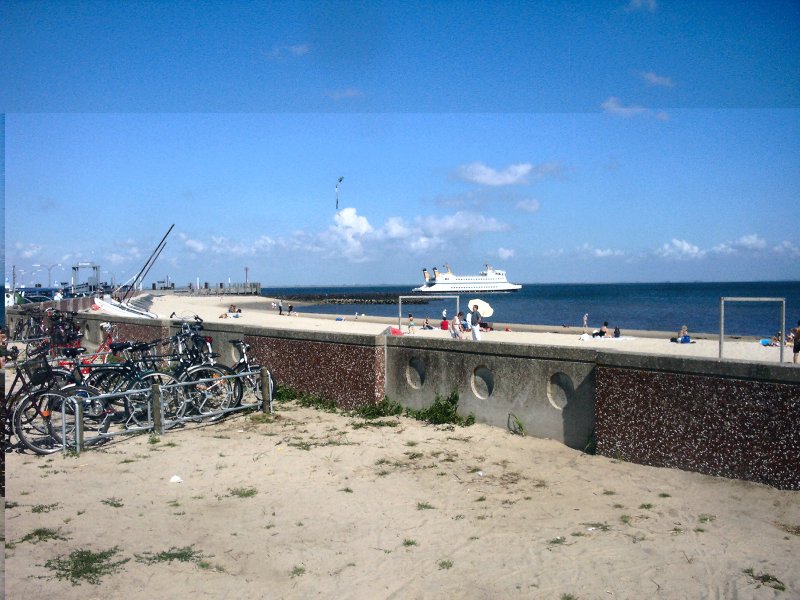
[44,547,130,585]
[698,513,716,523]
[290,565,306,578]
[229,487,258,498]
[9,527,69,547]
[743,568,786,591]
[135,545,204,564]
[352,397,403,419]
[31,502,60,513]
[405,391,475,426]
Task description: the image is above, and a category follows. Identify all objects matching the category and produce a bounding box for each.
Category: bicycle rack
[60,368,272,455]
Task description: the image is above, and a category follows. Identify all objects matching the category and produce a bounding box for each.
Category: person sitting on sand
[422,317,434,330]
[592,322,611,338]
[670,325,691,344]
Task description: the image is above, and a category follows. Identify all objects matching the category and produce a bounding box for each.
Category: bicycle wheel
[127,371,183,427]
[235,364,274,407]
[183,365,235,417]
[49,385,107,447]
[13,391,67,454]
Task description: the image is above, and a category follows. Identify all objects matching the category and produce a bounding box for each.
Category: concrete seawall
[7,309,800,489]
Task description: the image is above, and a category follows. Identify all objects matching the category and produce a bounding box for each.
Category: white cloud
[543,248,564,258]
[179,233,206,253]
[515,199,541,213]
[108,253,128,265]
[454,161,564,187]
[642,71,674,87]
[288,44,310,56]
[381,217,412,239]
[326,88,363,100]
[496,247,515,260]
[456,162,533,186]
[268,43,311,61]
[334,207,373,236]
[712,234,767,255]
[206,235,274,256]
[773,240,800,257]
[602,97,669,120]
[164,208,509,267]
[734,234,767,250]
[601,97,648,118]
[578,243,624,258]
[627,0,657,12]
[656,238,706,260]
[15,242,42,259]
[324,208,375,260]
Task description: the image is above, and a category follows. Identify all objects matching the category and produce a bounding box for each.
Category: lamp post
[32,263,62,288]
[335,176,344,210]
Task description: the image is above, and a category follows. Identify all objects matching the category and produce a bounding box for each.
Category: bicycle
[3,345,100,454]
[228,339,274,413]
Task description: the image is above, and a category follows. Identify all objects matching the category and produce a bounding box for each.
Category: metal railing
[719,297,786,362]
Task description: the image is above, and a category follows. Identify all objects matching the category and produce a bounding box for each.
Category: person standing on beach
[450,312,464,339]
[407,313,415,334]
[278,299,283,316]
[793,320,800,364]
[468,304,482,341]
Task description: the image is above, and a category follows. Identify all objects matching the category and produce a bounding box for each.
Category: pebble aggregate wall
[244,331,386,410]
[595,366,800,490]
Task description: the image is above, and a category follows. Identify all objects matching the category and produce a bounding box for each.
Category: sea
[262,281,800,337]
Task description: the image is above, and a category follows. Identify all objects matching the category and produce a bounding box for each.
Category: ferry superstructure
[412,264,522,293]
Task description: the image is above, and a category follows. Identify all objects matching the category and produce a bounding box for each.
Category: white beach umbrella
[467,298,493,318]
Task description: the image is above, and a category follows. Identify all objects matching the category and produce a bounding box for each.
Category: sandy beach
[5,399,799,599]
[2,293,798,598]
[146,294,795,365]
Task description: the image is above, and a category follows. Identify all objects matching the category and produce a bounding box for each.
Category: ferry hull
[412,283,522,293]
[412,264,522,293]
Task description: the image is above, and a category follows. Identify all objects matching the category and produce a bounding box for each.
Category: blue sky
[2,0,799,287]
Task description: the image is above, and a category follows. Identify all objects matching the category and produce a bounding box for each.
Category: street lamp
[335,176,344,210]
[32,263,62,288]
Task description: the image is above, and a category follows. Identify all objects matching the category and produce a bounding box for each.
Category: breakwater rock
[273,292,429,305]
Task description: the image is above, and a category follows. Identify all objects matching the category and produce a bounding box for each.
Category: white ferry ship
[412,264,522,293]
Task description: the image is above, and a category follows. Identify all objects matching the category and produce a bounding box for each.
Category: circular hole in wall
[406,357,426,389]
[547,372,574,410]
[471,366,494,399]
